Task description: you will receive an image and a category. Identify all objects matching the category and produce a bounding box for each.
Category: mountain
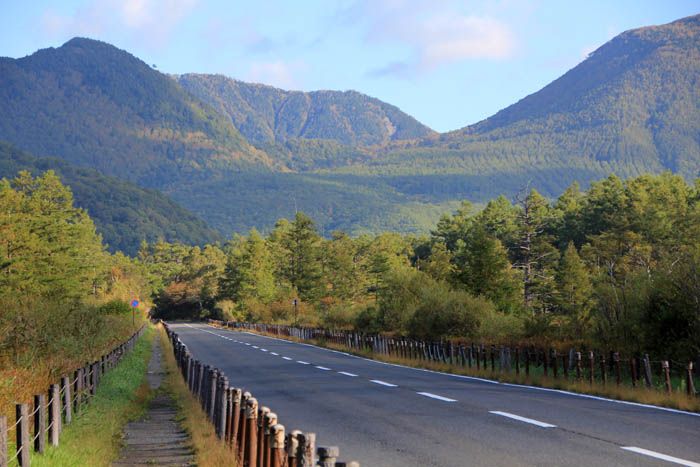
[176,73,434,170]
[0,142,220,255]
[0,37,276,187]
[348,14,700,186]
[0,15,698,240]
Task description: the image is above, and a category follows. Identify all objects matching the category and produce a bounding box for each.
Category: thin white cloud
[40,0,197,50]
[345,0,516,77]
[246,60,307,89]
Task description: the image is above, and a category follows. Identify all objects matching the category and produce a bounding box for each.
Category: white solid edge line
[199,324,700,419]
[417,392,457,402]
[621,447,700,467]
[489,411,556,428]
[297,360,310,365]
[315,366,331,370]
[338,371,358,377]
[370,379,398,387]
[282,357,293,361]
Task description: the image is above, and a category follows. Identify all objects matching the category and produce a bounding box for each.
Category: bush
[99,299,131,315]
[408,285,489,340]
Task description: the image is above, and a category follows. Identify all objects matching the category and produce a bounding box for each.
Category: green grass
[27,326,154,467]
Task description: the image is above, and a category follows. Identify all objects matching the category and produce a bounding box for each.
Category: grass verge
[157,323,236,467]
[29,326,154,467]
[215,324,700,413]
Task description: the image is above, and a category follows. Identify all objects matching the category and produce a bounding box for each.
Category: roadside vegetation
[29,327,154,466]
[150,172,700,371]
[0,171,153,421]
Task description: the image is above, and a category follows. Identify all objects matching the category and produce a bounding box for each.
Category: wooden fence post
[662,361,672,394]
[49,384,60,446]
[34,394,46,454]
[217,376,228,439]
[75,368,83,414]
[61,375,72,425]
[613,352,621,386]
[237,392,251,462]
[687,363,696,396]
[588,351,594,385]
[244,397,258,467]
[575,352,582,381]
[228,388,242,448]
[301,432,316,467]
[16,403,29,466]
[264,411,278,467]
[551,349,558,379]
[257,406,270,465]
[643,354,653,388]
[600,355,607,386]
[317,446,339,467]
[0,416,6,467]
[270,424,285,467]
[630,358,638,387]
[287,430,301,467]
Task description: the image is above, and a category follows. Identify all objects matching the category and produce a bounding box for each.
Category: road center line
[338,371,358,377]
[370,380,398,387]
[489,411,556,428]
[297,360,310,365]
[260,349,268,352]
[270,352,279,356]
[252,346,259,349]
[417,392,457,402]
[315,366,331,370]
[282,357,293,361]
[245,343,251,346]
[621,447,700,466]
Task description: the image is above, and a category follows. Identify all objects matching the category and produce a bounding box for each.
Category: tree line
[146,172,700,363]
[0,171,152,369]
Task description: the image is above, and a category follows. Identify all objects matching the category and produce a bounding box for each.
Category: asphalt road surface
[168,322,700,467]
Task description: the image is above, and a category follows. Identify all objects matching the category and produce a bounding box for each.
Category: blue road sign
[131,299,139,308]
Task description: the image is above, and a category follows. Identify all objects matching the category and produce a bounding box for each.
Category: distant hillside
[0,38,276,187]
[354,14,700,186]
[0,15,698,239]
[0,142,220,255]
[177,74,434,170]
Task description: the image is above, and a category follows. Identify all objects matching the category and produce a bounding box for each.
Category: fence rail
[0,325,146,466]
[163,322,359,467]
[211,320,699,398]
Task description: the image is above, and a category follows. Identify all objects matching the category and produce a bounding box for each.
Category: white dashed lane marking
[489,411,556,428]
[315,366,331,371]
[370,380,398,387]
[417,392,457,402]
[338,371,358,377]
[621,447,700,467]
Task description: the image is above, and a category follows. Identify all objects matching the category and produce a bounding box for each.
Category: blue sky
[1,1,697,132]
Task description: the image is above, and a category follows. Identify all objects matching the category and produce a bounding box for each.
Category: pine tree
[555,242,593,335]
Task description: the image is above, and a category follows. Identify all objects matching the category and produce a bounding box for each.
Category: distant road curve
[169,322,700,467]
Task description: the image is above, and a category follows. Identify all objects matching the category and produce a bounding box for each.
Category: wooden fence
[211,320,698,397]
[163,322,359,467]
[0,325,146,466]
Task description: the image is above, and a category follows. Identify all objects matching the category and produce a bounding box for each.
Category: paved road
[169,322,700,467]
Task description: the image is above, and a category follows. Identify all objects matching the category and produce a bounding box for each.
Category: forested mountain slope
[353,14,700,184]
[176,73,434,170]
[0,142,220,254]
[0,38,276,187]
